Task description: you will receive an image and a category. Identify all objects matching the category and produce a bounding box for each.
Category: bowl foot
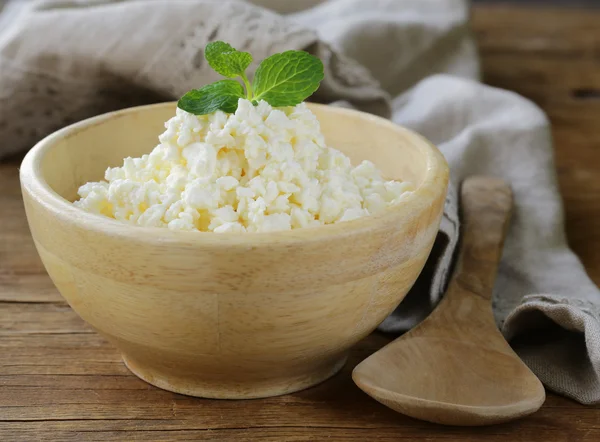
[122,353,348,399]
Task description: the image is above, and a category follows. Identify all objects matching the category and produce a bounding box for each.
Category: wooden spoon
[352,176,545,426]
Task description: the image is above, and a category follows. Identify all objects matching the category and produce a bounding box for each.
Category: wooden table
[2,3,600,441]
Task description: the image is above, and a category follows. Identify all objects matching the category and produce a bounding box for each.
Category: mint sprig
[177,41,324,115]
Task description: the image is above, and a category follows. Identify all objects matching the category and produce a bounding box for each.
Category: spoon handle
[453,176,513,302]
[414,176,513,342]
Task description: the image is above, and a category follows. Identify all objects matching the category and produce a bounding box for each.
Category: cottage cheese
[74,99,413,233]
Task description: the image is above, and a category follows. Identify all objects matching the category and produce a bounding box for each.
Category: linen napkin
[1,0,599,405]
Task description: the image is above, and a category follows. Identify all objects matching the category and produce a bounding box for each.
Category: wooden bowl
[20,103,449,399]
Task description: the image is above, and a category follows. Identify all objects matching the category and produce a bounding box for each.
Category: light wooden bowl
[20,102,449,399]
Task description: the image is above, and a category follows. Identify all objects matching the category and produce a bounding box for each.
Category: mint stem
[241,72,253,100]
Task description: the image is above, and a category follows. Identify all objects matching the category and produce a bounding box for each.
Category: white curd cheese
[74,99,413,233]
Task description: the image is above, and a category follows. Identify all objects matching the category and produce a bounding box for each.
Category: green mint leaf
[252,50,324,107]
[177,80,244,115]
[205,41,252,79]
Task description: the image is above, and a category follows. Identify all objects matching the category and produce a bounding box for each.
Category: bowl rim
[20,102,449,246]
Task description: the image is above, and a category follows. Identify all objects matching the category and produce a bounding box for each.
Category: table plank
[1,2,600,441]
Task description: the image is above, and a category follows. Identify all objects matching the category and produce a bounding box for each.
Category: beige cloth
[1,0,599,405]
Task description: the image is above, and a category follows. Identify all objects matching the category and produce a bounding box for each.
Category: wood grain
[1,2,600,441]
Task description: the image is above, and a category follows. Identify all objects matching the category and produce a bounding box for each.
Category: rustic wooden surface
[1,2,600,441]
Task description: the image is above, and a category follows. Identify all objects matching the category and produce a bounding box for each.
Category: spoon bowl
[354,337,546,425]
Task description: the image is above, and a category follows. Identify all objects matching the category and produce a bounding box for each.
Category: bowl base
[122,353,348,399]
